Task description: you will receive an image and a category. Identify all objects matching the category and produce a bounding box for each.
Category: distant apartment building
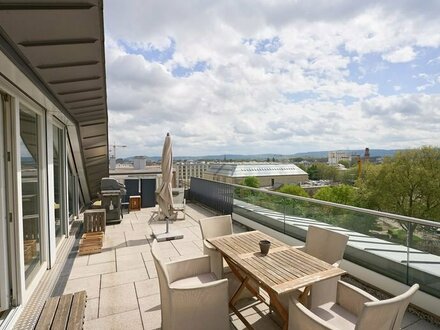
[176,162,210,188]
[328,151,352,166]
[204,163,308,186]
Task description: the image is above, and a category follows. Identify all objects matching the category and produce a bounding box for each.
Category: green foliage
[338,160,350,168]
[388,228,422,245]
[278,184,309,197]
[307,163,339,181]
[241,176,260,188]
[313,184,358,206]
[338,167,359,184]
[357,146,440,221]
[307,164,319,180]
[357,146,440,244]
[234,148,440,247]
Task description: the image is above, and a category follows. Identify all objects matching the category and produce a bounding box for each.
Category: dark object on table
[259,240,271,255]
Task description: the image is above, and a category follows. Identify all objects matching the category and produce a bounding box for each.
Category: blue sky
[104,1,440,157]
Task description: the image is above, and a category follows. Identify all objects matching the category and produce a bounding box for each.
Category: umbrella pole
[154,215,183,242]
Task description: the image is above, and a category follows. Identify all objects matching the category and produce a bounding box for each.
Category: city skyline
[113,148,396,160]
[104,1,440,157]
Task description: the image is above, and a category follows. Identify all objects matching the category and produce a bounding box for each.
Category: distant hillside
[124,149,401,162]
[292,149,400,159]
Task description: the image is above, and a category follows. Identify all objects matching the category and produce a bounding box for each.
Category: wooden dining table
[207,230,346,330]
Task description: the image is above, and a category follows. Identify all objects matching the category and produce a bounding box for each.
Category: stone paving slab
[54,204,436,330]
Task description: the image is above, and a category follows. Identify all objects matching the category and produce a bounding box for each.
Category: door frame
[16,100,49,299]
[0,92,10,312]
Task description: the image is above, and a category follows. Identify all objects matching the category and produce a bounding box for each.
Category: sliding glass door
[19,107,43,287]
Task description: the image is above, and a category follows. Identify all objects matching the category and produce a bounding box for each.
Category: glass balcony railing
[190,177,440,299]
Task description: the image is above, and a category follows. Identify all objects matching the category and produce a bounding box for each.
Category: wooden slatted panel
[67,291,87,330]
[83,209,106,233]
[52,293,73,329]
[35,296,60,330]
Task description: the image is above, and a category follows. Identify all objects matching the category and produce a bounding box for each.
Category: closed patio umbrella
[157,132,173,219]
[154,133,183,241]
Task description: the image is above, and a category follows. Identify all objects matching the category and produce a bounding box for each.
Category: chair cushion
[171,272,218,288]
[311,302,357,330]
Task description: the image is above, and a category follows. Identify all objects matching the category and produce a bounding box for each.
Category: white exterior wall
[0,48,81,323]
[328,151,351,166]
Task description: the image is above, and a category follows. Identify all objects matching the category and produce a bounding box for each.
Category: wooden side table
[129,195,141,211]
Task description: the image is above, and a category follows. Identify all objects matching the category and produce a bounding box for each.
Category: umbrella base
[153,231,184,242]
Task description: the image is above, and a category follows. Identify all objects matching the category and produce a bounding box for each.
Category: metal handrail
[225,181,440,228]
[190,177,440,300]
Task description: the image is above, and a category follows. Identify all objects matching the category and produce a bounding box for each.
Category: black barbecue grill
[100,178,126,224]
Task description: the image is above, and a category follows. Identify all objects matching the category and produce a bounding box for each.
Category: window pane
[53,126,65,244]
[20,109,42,287]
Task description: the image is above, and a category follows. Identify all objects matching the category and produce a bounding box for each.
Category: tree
[307,163,339,181]
[339,167,359,184]
[357,146,440,243]
[241,176,260,188]
[338,160,350,169]
[312,184,378,234]
[278,184,309,197]
[307,164,319,180]
[314,184,358,205]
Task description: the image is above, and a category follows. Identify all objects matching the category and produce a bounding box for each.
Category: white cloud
[382,46,417,63]
[103,0,440,157]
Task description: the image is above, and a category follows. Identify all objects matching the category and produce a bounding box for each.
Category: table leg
[225,257,265,303]
[230,277,249,306]
[224,257,267,330]
[267,290,288,330]
[298,285,311,305]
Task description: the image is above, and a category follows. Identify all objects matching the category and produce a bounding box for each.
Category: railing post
[283,198,286,234]
[406,222,411,284]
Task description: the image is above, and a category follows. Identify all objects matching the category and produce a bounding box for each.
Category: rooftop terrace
[13,204,440,329]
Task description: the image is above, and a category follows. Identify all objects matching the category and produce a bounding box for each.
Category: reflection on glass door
[0,93,10,312]
[20,108,42,287]
[53,125,65,244]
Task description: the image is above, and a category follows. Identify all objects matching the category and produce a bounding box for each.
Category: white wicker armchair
[171,188,186,219]
[288,281,419,330]
[199,215,233,279]
[151,239,229,330]
[280,226,349,308]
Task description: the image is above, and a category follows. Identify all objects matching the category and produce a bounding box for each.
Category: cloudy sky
[104,0,440,158]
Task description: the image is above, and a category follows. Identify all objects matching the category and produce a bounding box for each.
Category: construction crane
[110,143,127,159]
[356,148,370,178]
[356,155,362,178]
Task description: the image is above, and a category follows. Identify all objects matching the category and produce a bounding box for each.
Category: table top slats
[242,257,286,284]
[250,253,294,283]
[276,249,325,275]
[207,230,346,296]
[273,267,345,294]
[238,258,278,287]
